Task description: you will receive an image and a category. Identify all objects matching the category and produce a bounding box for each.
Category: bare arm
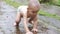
[23,13,30,32]
[32,15,38,32]
[33,16,38,29]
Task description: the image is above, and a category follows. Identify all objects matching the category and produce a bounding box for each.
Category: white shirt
[17,6,28,14]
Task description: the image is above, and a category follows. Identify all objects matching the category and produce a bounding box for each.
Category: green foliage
[39,0,60,6]
[52,0,60,6]
[39,0,50,3]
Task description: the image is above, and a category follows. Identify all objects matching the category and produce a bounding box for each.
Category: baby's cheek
[29,12,33,15]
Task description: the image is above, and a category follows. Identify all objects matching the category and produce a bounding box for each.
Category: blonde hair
[28,0,40,10]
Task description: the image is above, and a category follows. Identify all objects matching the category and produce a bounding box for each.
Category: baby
[14,0,40,34]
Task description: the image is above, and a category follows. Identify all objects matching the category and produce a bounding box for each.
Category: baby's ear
[27,7,31,10]
[27,8,29,10]
[27,8,29,11]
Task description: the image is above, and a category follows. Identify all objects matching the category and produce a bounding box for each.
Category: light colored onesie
[17,5,28,14]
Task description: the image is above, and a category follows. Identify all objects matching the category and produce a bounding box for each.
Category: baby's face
[27,7,39,16]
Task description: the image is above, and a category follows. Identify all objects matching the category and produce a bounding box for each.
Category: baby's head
[27,0,40,16]
[27,6,40,16]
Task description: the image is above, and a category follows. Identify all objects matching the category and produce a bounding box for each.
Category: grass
[52,0,60,6]
[38,10,60,20]
[39,0,60,6]
[4,0,21,8]
[4,0,60,20]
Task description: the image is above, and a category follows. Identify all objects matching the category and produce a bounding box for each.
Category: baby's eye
[32,11,35,13]
[32,11,37,13]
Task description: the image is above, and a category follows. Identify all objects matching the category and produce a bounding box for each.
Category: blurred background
[0,0,60,34]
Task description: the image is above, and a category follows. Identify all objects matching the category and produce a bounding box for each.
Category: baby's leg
[15,12,21,26]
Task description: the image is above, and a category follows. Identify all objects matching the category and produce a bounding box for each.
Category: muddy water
[0,1,60,34]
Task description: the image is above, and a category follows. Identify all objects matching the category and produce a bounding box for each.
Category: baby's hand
[26,31,33,34]
[32,28,38,32]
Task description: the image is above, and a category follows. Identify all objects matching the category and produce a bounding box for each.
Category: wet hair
[28,0,40,10]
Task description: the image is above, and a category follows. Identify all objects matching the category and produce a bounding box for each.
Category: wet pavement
[0,1,60,34]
